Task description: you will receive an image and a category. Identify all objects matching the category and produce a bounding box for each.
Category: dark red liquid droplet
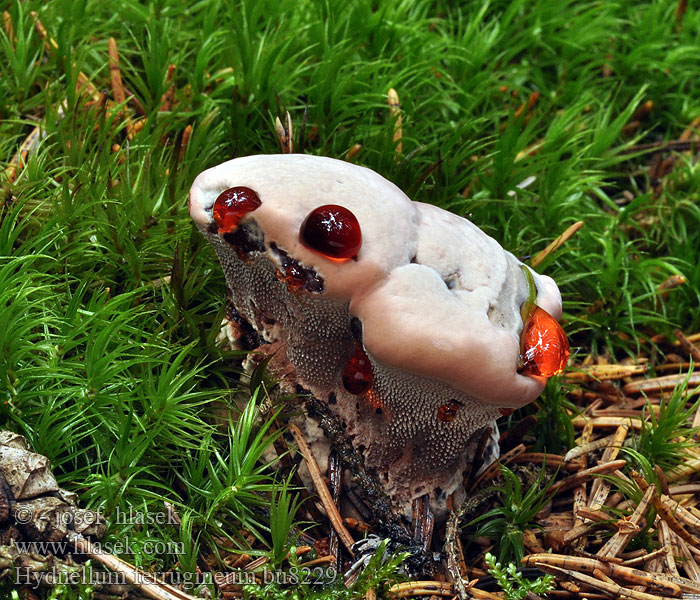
[342,344,373,395]
[212,187,261,234]
[438,400,460,422]
[498,407,515,417]
[518,306,570,377]
[300,204,362,259]
[283,264,305,291]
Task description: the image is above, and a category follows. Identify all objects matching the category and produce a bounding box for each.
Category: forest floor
[2,0,700,598]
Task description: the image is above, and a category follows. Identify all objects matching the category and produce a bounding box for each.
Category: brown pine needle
[621,547,668,567]
[3,10,13,41]
[524,554,686,596]
[343,517,372,533]
[5,126,41,184]
[562,520,605,543]
[514,91,540,119]
[570,422,594,550]
[551,459,627,495]
[592,568,616,586]
[510,452,583,472]
[288,424,355,556]
[468,444,525,492]
[623,372,700,395]
[30,10,58,52]
[658,495,700,532]
[587,423,629,508]
[345,143,362,162]
[108,37,127,105]
[159,64,176,111]
[514,139,545,162]
[658,520,681,579]
[675,533,700,582]
[31,12,101,103]
[530,221,584,268]
[285,110,293,153]
[631,100,654,121]
[565,433,616,462]
[658,274,687,292]
[179,124,193,163]
[275,112,294,154]
[535,563,675,600]
[576,507,613,523]
[387,582,455,598]
[680,114,700,141]
[571,415,642,430]
[655,495,700,548]
[621,139,699,154]
[244,556,268,571]
[565,363,646,382]
[587,477,613,512]
[298,555,336,567]
[598,484,655,559]
[387,88,402,157]
[674,329,700,363]
[602,424,628,463]
[70,533,201,600]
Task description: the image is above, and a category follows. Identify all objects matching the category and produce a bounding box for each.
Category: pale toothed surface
[190,154,563,518]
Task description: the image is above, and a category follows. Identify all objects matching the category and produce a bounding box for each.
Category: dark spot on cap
[223,222,265,255]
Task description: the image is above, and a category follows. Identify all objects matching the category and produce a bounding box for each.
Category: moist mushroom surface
[189,154,567,517]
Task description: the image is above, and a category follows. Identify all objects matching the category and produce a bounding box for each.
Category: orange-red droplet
[518,306,569,377]
[438,400,460,422]
[300,205,361,259]
[283,264,305,291]
[342,344,373,395]
[212,186,261,233]
[498,407,515,417]
[365,389,384,412]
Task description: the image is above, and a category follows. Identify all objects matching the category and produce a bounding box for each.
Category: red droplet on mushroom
[300,204,362,259]
[518,306,570,377]
[283,264,305,291]
[498,407,515,417]
[212,187,261,233]
[365,388,385,412]
[437,400,459,422]
[342,344,373,395]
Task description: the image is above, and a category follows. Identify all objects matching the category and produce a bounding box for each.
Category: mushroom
[189,154,568,518]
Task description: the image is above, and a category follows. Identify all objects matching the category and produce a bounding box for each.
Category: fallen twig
[288,423,355,556]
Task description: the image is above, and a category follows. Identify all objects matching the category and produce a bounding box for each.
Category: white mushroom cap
[189,154,563,408]
[190,154,417,299]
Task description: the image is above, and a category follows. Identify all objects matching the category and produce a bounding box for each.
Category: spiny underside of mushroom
[189,154,567,519]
